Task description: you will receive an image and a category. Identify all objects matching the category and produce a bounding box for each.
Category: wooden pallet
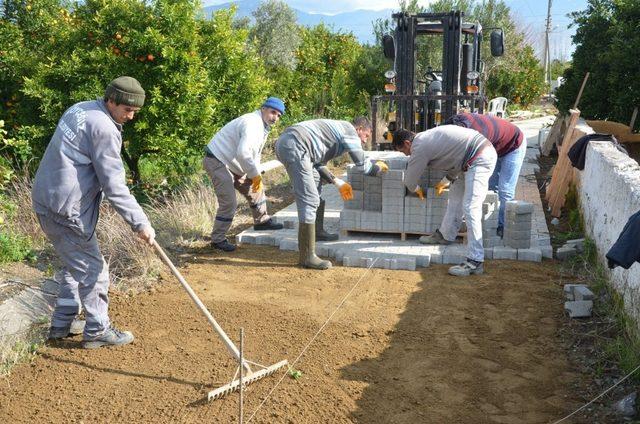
[340,228,466,242]
[340,228,432,241]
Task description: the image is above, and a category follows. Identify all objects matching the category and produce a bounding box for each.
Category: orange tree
[2,0,268,187]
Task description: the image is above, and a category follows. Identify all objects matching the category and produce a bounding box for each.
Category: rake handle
[152,241,252,373]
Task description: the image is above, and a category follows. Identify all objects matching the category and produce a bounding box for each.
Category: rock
[614,392,637,418]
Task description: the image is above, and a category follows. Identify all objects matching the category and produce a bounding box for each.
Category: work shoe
[316,199,339,241]
[496,226,504,238]
[254,218,283,231]
[48,319,86,340]
[299,223,332,270]
[212,239,236,252]
[419,229,453,245]
[448,259,484,276]
[83,327,134,349]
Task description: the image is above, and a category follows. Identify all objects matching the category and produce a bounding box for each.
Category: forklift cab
[373,11,504,149]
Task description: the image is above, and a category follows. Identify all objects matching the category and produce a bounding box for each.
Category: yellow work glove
[334,178,354,201]
[415,186,426,200]
[251,175,263,193]
[375,161,389,173]
[434,176,450,196]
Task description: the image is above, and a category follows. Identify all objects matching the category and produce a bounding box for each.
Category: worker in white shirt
[203,97,285,252]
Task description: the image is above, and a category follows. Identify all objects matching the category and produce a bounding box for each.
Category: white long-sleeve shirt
[206,110,269,178]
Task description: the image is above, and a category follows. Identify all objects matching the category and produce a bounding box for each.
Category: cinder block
[556,246,577,260]
[442,245,467,264]
[484,247,494,260]
[517,248,542,262]
[565,238,586,252]
[564,300,593,318]
[493,246,518,260]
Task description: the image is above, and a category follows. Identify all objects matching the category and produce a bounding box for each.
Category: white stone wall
[579,141,640,322]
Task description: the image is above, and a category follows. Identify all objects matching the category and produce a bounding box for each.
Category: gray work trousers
[203,155,269,243]
[275,134,322,224]
[36,214,110,337]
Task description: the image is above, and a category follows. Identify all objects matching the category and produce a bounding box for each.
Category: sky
[203,0,589,60]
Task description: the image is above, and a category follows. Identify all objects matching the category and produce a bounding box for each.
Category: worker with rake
[393,126,497,276]
[203,97,285,252]
[445,113,526,238]
[32,76,155,348]
[275,117,388,270]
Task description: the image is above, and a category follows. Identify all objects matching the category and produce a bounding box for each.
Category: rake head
[207,359,289,401]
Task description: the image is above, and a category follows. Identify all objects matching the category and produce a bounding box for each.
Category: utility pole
[543,0,553,97]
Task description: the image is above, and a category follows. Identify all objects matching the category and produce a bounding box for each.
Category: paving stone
[563,284,582,300]
[493,246,518,260]
[279,238,298,251]
[564,300,593,318]
[556,246,577,260]
[574,285,595,301]
[517,248,542,262]
[255,234,276,246]
[506,200,534,214]
[236,233,256,244]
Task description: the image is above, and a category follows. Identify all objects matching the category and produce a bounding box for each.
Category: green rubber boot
[316,200,339,241]
[299,223,332,270]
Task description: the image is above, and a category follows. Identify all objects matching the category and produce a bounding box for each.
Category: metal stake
[239,328,244,424]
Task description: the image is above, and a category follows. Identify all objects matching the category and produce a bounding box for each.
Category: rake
[152,241,289,401]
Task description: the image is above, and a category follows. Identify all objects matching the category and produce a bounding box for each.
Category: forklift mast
[372,11,504,149]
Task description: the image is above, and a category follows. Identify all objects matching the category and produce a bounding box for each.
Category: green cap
[105,76,145,107]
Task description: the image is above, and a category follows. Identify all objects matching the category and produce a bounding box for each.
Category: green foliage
[249,0,300,70]
[0,230,34,263]
[486,45,544,107]
[557,0,640,130]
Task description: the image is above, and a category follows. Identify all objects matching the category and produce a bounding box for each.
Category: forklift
[372,11,505,149]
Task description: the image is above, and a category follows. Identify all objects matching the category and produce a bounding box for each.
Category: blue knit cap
[261,97,285,115]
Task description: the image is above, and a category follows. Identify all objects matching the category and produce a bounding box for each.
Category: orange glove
[375,161,389,173]
[434,177,450,196]
[251,175,263,193]
[335,178,354,201]
[415,186,425,200]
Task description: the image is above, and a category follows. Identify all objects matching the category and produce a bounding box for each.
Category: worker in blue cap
[203,97,286,252]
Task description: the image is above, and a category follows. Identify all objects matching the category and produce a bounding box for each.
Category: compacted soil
[0,245,582,423]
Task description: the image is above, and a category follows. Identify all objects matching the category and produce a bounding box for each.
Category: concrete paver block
[574,285,595,301]
[556,246,577,260]
[564,300,593,318]
[517,248,542,262]
[493,246,518,260]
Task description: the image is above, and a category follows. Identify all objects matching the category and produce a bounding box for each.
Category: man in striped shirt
[444,113,526,237]
[275,117,388,270]
[394,126,497,276]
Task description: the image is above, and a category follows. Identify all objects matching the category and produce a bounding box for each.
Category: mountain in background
[203,0,393,45]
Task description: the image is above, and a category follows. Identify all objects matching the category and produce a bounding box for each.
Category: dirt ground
[0,243,586,423]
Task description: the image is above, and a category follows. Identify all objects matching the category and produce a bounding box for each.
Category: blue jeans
[489,138,528,228]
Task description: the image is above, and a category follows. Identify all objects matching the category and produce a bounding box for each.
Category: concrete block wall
[578,140,640,326]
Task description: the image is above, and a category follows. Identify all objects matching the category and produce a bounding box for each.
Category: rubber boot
[316,200,339,241]
[299,223,332,270]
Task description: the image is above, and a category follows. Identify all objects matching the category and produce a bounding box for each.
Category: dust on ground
[0,244,583,423]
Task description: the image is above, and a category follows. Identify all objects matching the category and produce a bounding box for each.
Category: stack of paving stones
[381,169,405,232]
[564,283,594,318]
[493,200,543,262]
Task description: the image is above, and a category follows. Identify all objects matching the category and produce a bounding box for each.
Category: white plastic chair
[487,97,508,118]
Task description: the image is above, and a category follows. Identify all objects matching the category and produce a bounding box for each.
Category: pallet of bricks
[339,157,503,247]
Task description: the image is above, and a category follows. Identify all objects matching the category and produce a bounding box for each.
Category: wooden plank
[573,72,590,110]
[541,113,565,156]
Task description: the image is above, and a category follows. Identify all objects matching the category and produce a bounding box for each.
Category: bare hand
[137,226,156,246]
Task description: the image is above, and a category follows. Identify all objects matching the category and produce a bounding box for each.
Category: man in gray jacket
[275,117,388,270]
[393,126,497,276]
[32,76,155,348]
